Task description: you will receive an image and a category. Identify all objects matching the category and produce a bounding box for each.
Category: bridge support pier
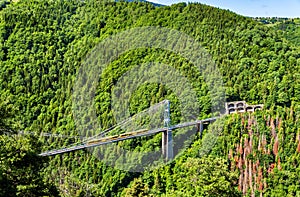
[162,129,173,160]
[162,100,173,160]
[197,121,204,138]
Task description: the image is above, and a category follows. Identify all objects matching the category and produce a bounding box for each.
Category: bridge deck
[39,117,217,156]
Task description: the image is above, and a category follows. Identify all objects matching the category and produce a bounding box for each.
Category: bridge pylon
[197,121,204,138]
[162,100,173,160]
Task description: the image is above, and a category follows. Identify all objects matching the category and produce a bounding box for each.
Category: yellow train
[86,129,148,146]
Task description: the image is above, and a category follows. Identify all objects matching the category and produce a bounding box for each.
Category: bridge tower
[162,100,173,160]
[197,121,204,138]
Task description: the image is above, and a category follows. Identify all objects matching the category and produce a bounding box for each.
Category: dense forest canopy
[0,0,299,196]
[255,17,300,47]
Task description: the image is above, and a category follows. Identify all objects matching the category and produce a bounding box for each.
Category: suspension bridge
[38,100,219,160]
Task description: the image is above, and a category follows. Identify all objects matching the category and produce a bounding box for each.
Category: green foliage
[0,135,58,196]
[0,94,16,135]
[0,0,299,196]
[256,17,300,47]
[169,156,240,197]
[123,156,240,197]
[0,99,13,134]
[212,109,300,196]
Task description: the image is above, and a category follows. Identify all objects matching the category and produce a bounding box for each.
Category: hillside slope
[117,0,165,7]
[0,0,299,196]
[255,17,300,47]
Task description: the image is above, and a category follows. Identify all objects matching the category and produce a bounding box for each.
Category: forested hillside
[255,17,300,47]
[119,0,164,7]
[0,0,299,196]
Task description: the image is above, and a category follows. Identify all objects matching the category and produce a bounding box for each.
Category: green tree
[0,135,59,196]
[0,99,13,134]
[169,156,240,197]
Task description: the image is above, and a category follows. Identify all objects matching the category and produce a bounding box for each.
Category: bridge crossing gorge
[39,100,262,159]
